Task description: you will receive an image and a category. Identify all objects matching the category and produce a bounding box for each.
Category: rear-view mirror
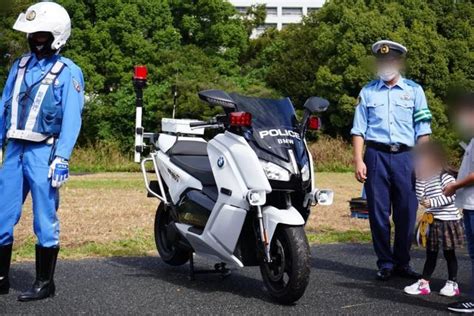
[198,90,236,109]
[303,97,330,113]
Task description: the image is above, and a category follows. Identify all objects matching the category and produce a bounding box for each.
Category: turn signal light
[230,112,252,127]
[308,116,321,130]
[134,65,148,80]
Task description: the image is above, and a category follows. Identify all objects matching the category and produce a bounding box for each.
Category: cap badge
[380,44,390,54]
[26,10,36,21]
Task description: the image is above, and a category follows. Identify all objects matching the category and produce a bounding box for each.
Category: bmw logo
[217,156,225,168]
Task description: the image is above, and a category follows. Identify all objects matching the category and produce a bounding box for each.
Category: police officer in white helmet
[0,2,84,301]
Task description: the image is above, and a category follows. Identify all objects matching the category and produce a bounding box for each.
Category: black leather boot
[18,245,59,302]
[0,244,13,295]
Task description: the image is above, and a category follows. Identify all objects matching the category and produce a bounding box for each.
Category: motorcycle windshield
[229,93,306,163]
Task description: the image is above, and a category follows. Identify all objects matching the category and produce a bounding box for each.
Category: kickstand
[189,252,196,281]
[188,252,231,281]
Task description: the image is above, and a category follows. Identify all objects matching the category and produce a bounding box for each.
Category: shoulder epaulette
[362,80,378,90]
[404,79,420,88]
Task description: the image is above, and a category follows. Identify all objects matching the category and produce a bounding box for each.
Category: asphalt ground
[0,244,471,315]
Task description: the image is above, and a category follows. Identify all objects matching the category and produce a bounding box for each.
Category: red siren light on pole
[134,65,148,81]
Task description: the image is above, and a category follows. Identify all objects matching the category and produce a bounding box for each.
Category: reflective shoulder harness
[7,56,65,142]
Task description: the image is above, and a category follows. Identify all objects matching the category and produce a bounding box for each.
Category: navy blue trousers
[463,210,474,298]
[364,147,418,270]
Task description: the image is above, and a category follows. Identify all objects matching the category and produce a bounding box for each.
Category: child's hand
[420,199,431,208]
[443,182,458,197]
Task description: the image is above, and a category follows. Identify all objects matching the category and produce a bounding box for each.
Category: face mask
[28,33,57,58]
[456,115,474,138]
[377,67,399,82]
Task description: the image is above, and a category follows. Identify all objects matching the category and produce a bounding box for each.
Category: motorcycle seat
[168,140,215,185]
[170,155,216,186]
[167,140,208,156]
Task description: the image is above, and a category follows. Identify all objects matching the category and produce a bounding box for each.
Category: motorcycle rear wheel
[154,203,190,266]
[260,225,311,305]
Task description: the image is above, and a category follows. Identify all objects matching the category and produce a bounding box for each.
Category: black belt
[366,141,412,153]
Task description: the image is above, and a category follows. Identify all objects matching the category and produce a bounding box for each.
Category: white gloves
[48,157,69,188]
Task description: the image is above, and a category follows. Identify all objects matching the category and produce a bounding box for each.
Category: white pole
[134,106,143,163]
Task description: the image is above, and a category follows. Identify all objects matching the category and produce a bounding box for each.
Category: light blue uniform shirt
[0,54,84,160]
[351,77,432,147]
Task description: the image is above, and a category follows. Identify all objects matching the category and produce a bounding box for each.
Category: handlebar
[189,121,209,128]
[189,117,225,130]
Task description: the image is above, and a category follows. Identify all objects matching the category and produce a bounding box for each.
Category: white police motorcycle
[134,78,333,304]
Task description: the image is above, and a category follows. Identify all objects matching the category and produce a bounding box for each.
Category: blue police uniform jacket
[351,77,432,147]
[0,53,84,160]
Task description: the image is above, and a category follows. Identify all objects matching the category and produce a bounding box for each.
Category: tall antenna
[172,84,178,119]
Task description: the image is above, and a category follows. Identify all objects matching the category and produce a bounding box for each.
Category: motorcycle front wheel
[260,225,311,305]
[154,203,190,266]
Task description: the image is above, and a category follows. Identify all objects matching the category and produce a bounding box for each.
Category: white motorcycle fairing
[263,206,305,242]
[171,132,306,267]
[155,150,203,204]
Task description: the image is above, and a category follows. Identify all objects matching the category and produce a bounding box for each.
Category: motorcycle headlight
[301,163,310,182]
[260,160,291,181]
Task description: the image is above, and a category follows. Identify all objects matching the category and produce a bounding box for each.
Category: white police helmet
[13,2,71,50]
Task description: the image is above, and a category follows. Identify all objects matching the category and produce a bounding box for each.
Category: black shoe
[18,245,59,302]
[0,244,13,295]
[393,266,421,280]
[376,268,392,281]
[448,301,474,313]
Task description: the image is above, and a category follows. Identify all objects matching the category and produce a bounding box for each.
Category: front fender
[263,206,305,242]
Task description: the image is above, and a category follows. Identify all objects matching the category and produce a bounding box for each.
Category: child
[404,142,464,297]
[446,93,474,313]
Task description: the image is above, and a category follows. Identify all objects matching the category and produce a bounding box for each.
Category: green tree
[242,4,267,36]
[251,0,473,148]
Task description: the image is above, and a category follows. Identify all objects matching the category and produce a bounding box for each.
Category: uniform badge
[54,79,60,86]
[401,93,412,101]
[42,78,53,85]
[26,10,36,21]
[73,78,82,92]
[380,44,390,54]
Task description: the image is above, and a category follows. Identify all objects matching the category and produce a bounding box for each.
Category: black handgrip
[189,121,207,128]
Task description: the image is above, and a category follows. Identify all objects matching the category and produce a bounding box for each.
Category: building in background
[229,0,326,36]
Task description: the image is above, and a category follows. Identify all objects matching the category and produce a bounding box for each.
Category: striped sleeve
[415,180,426,201]
[429,174,456,208]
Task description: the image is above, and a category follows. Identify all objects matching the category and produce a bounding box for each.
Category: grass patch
[310,136,353,172]
[69,138,355,173]
[66,177,144,190]
[13,231,155,262]
[13,172,369,261]
[70,142,140,173]
[13,230,370,261]
[307,230,372,244]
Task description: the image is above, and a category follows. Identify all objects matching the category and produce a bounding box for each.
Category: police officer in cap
[0,2,84,301]
[351,40,432,280]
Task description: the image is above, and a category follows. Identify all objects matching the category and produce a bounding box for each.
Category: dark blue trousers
[364,147,418,270]
[463,209,474,298]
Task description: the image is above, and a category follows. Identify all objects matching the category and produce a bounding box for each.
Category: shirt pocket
[367,102,384,124]
[395,101,414,122]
